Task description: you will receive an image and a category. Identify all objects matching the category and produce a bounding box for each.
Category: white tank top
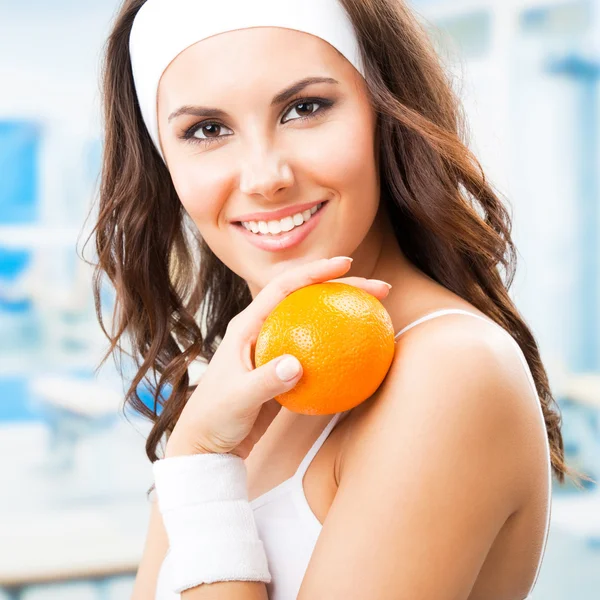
[155,309,552,600]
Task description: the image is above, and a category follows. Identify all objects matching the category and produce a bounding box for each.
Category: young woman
[89,0,588,598]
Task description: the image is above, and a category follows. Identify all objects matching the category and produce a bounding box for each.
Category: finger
[240,257,353,339]
[327,276,392,299]
[245,355,303,407]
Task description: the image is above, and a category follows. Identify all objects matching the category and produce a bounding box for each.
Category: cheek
[307,113,380,236]
[169,162,226,223]
[301,116,377,193]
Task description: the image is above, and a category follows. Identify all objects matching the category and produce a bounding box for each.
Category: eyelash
[180,97,334,146]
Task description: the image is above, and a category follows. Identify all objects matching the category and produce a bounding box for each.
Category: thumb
[249,355,303,404]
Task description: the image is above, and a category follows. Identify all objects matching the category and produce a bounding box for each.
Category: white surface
[562,374,600,409]
[551,490,600,538]
[0,418,153,510]
[21,581,98,600]
[0,502,150,586]
[30,374,123,417]
[0,225,82,249]
[103,576,136,600]
[0,416,154,586]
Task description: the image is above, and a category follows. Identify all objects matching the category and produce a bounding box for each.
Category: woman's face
[157,27,380,297]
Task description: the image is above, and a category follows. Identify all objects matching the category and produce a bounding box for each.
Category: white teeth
[242,202,324,235]
[267,220,282,234]
[280,216,295,232]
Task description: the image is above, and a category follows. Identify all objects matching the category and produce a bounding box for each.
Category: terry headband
[129,0,366,162]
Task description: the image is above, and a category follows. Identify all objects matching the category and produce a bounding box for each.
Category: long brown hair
[82,0,592,489]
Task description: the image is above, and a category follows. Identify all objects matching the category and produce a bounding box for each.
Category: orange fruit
[253,282,396,415]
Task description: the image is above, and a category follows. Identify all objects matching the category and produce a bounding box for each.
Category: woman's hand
[164,256,392,459]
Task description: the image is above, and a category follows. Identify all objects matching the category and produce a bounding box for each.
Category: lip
[230,199,325,224]
[231,201,328,252]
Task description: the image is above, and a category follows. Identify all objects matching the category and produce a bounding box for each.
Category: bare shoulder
[298,311,546,597]
[339,310,540,509]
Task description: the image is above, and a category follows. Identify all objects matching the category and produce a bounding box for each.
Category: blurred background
[0,0,599,598]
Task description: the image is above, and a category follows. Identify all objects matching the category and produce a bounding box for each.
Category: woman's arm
[294,318,534,599]
[180,581,267,599]
[131,497,268,600]
[150,257,391,598]
[177,318,536,600]
[131,500,169,600]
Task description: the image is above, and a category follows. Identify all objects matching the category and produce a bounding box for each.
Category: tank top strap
[394,308,499,339]
[394,308,537,396]
[393,308,537,392]
[293,410,350,481]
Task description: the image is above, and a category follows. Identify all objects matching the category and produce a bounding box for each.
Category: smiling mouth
[234,201,328,237]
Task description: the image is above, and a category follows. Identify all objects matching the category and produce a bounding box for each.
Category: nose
[238,143,294,199]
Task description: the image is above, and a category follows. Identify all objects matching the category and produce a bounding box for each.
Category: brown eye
[196,123,221,138]
[282,100,321,124]
[296,102,315,115]
[184,121,234,145]
[182,97,333,146]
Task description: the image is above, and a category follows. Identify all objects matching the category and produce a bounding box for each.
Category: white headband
[129,0,366,162]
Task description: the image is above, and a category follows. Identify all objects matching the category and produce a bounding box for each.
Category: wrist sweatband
[153,453,271,594]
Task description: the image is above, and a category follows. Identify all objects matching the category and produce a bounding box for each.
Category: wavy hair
[82,0,593,489]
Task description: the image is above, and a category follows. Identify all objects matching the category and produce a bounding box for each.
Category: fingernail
[368,279,392,289]
[276,356,302,381]
[330,256,353,264]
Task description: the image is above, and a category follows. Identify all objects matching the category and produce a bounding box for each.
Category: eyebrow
[167,76,340,123]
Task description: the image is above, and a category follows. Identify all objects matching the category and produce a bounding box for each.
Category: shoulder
[297,313,541,597]
[339,311,537,506]
[391,310,527,396]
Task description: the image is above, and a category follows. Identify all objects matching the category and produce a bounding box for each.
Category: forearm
[154,453,272,598]
[181,581,268,599]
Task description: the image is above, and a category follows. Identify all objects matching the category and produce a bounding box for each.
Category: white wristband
[153,452,272,593]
